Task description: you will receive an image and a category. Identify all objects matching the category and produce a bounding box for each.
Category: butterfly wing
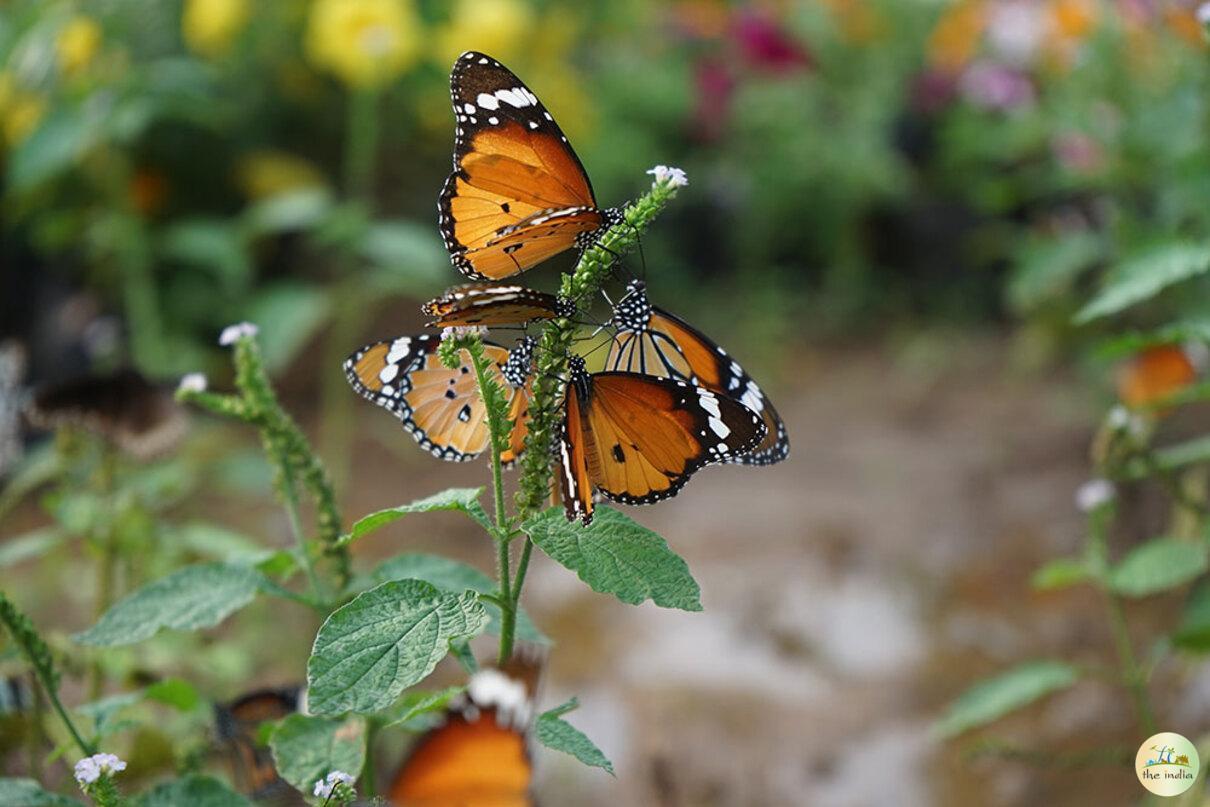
[607,302,789,466]
[422,283,570,328]
[215,688,300,804]
[390,666,538,807]
[440,51,604,280]
[344,335,520,462]
[561,372,766,524]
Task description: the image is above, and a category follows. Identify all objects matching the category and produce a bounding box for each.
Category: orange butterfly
[423,283,575,328]
[605,280,789,466]
[559,355,767,525]
[214,688,300,804]
[389,666,540,807]
[439,51,619,281]
[344,334,535,465]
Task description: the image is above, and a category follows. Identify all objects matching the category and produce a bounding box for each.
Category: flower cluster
[313,770,356,800]
[73,753,126,785]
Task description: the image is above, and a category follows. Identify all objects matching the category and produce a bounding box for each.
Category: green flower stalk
[515,168,688,518]
[0,592,94,756]
[177,325,350,600]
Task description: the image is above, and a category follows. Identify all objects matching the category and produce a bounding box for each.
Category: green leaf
[7,106,90,191]
[160,219,250,291]
[135,774,252,807]
[269,714,366,796]
[340,488,491,546]
[77,691,143,736]
[1174,581,1210,653]
[1008,231,1104,314]
[144,677,201,711]
[372,553,548,643]
[244,282,330,373]
[306,580,488,715]
[0,528,64,568]
[243,189,333,236]
[522,507,702,611]
[1076,242,1210,323]
[1107,538,1208,598]
[173,522,277,566]
[383,686,464,729]
[74,563,264,646]
[936,661,1079,737]
[359,220,447,290]
[0,778,84,806]
[1031,557,1094,591]
[536,698,614,775]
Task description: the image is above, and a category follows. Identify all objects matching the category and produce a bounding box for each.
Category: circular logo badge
[1136,732,1200,797]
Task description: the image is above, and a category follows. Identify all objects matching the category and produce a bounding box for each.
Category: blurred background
[6,0,1210,805]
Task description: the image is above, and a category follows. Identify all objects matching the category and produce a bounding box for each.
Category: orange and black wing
[560,358,766,524]
[215,688,300,803]
[344,334,531,463]
[390,665,539,807]
[423,283,575,328]
[440,51,611,280]
[606,281,789,466]
[389,707,532,807]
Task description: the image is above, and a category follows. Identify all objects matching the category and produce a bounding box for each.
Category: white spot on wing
[476,92,500,110]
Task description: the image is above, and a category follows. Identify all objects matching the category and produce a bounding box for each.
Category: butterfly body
[559,355,766,524]
[344,335,535,465]
[423,283,575,328]
[440,51,616,281]
[606,280,789,466]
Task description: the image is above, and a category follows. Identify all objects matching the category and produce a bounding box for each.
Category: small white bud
[219,322,259,346]
[177,373,208,393]
[1197,2,1210,25]
[441,325,489,341]
[646,165,688,188]
[74,753,126,785]
[313,770,356,799]
[1076,478,1116,513]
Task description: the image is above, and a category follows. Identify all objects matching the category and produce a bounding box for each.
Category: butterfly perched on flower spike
[423,283,576,328]
[439,51,620,280]
[559,355,766,525]
[344,334,536,465]
[605,280,789,466]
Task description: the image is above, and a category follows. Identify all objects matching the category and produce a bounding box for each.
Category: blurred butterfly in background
[215,687,302,805]
[23,368,187,459]
[389,656,543,807]
[344,334,537,465]
[605,280,789,466]
[559,355,766,525]
[440,51,620,281]
[423,283,576,328]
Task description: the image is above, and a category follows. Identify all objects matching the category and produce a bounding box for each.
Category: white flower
[1076,478,1116,513]
[440,325,489,341]
[313,770,356,799]
[218,321,259,346]
[646,165,688,188]
[74,753,126,785]
[1198,2,1210,25]
[177,372,208,393]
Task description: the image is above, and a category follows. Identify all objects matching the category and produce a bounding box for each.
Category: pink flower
[959,61,1036,110]
[733,9,812,73]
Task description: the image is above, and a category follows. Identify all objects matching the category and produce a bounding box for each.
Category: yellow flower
[183,0,250,58]
[57,16,102,76]
[306,0,422,88]
[235,150,326,199]
[433,0,534,67]
[927,0,987,72]
[0,73,45,147]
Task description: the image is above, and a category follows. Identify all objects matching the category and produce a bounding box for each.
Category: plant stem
[278,454,327,609]
[344,88,380,202]
[1089,509,1156,734]
[361,719,377,797]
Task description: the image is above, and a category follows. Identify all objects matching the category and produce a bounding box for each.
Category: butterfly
[605,280,789,466]
[389,666,539,806]
[214,687,301,804]
[559,355,766,525]
[439,51,620,281]
[423,283,576,328]
[23,369,188,460]
[344,334,536,465]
